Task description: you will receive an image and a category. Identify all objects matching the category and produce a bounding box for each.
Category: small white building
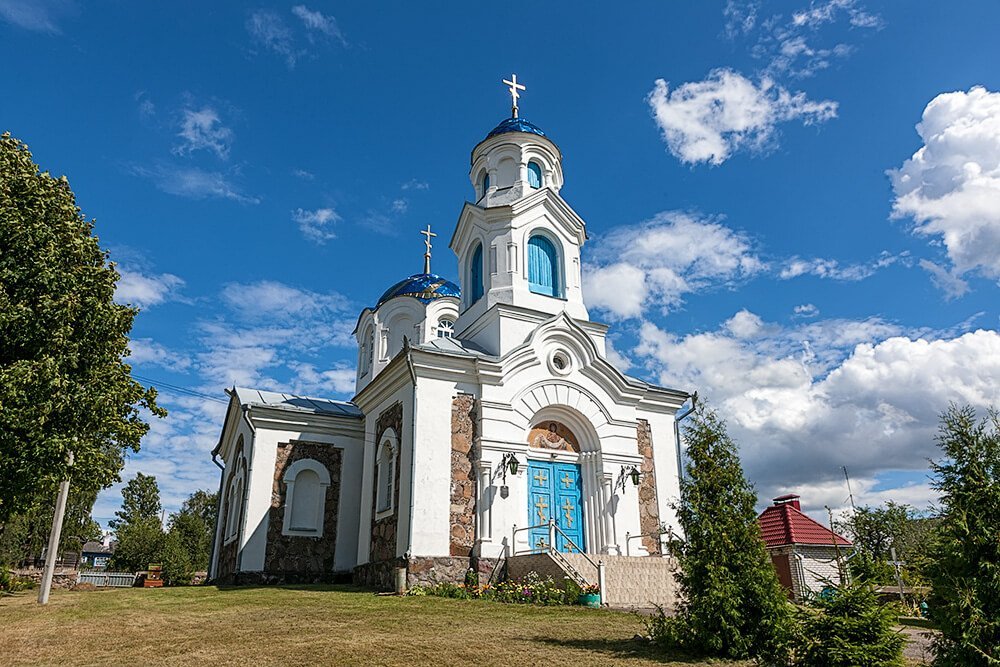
[208,99,693,590]
[758,494,854,601]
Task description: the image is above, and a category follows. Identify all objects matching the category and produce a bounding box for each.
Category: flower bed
[408,571,597,606]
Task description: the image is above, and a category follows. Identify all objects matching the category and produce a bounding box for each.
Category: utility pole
[842,466,857,511]
[38,451,74,605]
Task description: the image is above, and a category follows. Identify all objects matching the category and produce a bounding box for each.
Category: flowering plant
[580,583,600,595]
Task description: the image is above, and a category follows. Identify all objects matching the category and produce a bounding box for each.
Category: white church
[209,78,693,604]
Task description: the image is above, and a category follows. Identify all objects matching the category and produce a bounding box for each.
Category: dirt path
[900,626,935,665]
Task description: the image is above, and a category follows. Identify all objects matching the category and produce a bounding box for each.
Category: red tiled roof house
[757,494,852,601]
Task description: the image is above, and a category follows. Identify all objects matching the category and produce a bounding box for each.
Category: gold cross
[533,469,547,485]
[562,498,575,527]
[535,536,548,549]
[503,73,526,118]
[535,496,548,522]
[561,473,574,488]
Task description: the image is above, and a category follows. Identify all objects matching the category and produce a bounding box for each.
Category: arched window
[224,473,242,542]
[282,459,331,537]
[470,243,484,304]
[527,161,542,189]
[481,171,490,198]
[376,440,396,514]
[366,325,374,373]
[527,234,561,297]
[437,318,454,338]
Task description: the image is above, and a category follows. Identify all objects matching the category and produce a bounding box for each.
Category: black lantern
[507,454,519,476]
[630,466,641,486]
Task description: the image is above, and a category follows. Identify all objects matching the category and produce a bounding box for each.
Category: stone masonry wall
[450,394,478,557]
[370,402,403,562]
[263,440,343,576]
[636,419,661,555]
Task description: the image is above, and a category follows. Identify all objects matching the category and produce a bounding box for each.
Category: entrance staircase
[502,519,681,610]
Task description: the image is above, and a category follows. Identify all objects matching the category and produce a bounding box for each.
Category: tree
[0,487,101,565]
[167,490,218,573]
[792,580,905,667]
[108,474,164,572]
[109,473,161,530]
[838,502,914,584]
[926,405,1000,666]
[0,132,164,523]
[649,406,792,662]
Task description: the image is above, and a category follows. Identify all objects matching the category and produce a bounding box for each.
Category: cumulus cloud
[793,303,820,318]
[292,207,340,243]
[647,69,837,165]
[115,268,184,308]
[889,86,1000,289]
[127,338,192,372]
[779,251,907,281]
[174,107,233,159]
[635,313,1000,508]
[585,211,764,318]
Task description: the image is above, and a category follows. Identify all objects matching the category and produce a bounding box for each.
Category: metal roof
[232,386,362,419]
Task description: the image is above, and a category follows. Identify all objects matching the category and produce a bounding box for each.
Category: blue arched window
[481,172,490,198]
[527,162,542,189]
[470,243,484,303]
[527,234,560,297]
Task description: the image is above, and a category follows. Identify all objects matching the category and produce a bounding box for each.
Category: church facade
[208,96,693,589]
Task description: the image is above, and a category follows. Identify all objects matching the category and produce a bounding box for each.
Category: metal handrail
[510,518,607,607]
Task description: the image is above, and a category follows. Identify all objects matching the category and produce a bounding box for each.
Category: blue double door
[528,461,585,553]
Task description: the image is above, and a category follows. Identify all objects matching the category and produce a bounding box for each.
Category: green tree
[792,580,905,667]
[159,531,193,586]
[649,406,792,663]
[167,490,217,572]
[926,405,1000,666]
[0,487,101,565]
[0,132,164,523]
[838,503,913,584]
[110,517,164,572]
[109,473,161,530]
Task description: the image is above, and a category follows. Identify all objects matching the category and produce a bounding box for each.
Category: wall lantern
[495,452,520,489]
[506,453,520,476]
[615,465,642,494]
[629,467,641,487]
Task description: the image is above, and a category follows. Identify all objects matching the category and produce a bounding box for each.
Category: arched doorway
[526,420,585,553]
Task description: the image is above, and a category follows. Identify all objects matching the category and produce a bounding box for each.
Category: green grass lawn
[0,585,748,666]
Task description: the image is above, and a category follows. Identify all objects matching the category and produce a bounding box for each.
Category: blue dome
[485,117,547,140]
[376,273,461,308]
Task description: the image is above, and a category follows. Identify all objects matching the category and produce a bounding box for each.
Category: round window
[549,350,572,375]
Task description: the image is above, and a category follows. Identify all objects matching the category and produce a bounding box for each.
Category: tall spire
[421,224,436,274]
[503,73,526,119]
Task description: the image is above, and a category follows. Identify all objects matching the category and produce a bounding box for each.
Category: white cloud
[391,199,408,214]
[0,0,75,33]
[635,313,1000,504]
[288,362,355,396]
[115,268,184,308]
[292,207,340,243]
[779,251,907,281]
[648,69,837,165]
[793,303,820,318]
[292,168,315,180]
[292,5,346,45]
[220,280,350,321]
[889,86,1000,288]
[246,9,300,67]
[174,107,233,160]
[585,211,764,318]
[402,179,429,191]
[128,338,191,372]
[725,0,881,79]
[131,164,259,203]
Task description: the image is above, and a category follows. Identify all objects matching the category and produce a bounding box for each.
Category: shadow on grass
[536,636,718,665]
[211,583,371,593]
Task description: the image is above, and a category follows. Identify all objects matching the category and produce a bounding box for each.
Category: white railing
[77,571,136,588]
[511,519,606,606]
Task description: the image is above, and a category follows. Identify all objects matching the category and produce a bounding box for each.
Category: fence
[77,571,136,588]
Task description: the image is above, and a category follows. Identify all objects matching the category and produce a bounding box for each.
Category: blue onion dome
[485,117,547,140]
[376,273,461,308]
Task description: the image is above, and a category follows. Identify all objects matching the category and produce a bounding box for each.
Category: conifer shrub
[646,405,793,664]
[791,581,905,667]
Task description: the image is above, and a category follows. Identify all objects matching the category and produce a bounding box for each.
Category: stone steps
[507,552,680,610]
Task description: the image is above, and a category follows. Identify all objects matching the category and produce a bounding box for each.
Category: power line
[131,374,228,404]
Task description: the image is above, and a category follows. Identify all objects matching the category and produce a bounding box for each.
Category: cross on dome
[421,224,436,274]
[503,73,526,118]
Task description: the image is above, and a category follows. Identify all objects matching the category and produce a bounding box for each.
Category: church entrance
[528,461,584,553]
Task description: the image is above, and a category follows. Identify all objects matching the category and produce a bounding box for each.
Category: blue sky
[3,1,1000,525]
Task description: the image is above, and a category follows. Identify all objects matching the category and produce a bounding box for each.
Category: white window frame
[375,429,398,519]
[223,470,244,545]
[282,458,332,537]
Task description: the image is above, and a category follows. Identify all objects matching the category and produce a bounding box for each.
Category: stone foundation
[353,556,499,591]
[11,567,78,589]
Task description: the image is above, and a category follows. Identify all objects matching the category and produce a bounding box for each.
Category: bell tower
[450,75,591,355]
